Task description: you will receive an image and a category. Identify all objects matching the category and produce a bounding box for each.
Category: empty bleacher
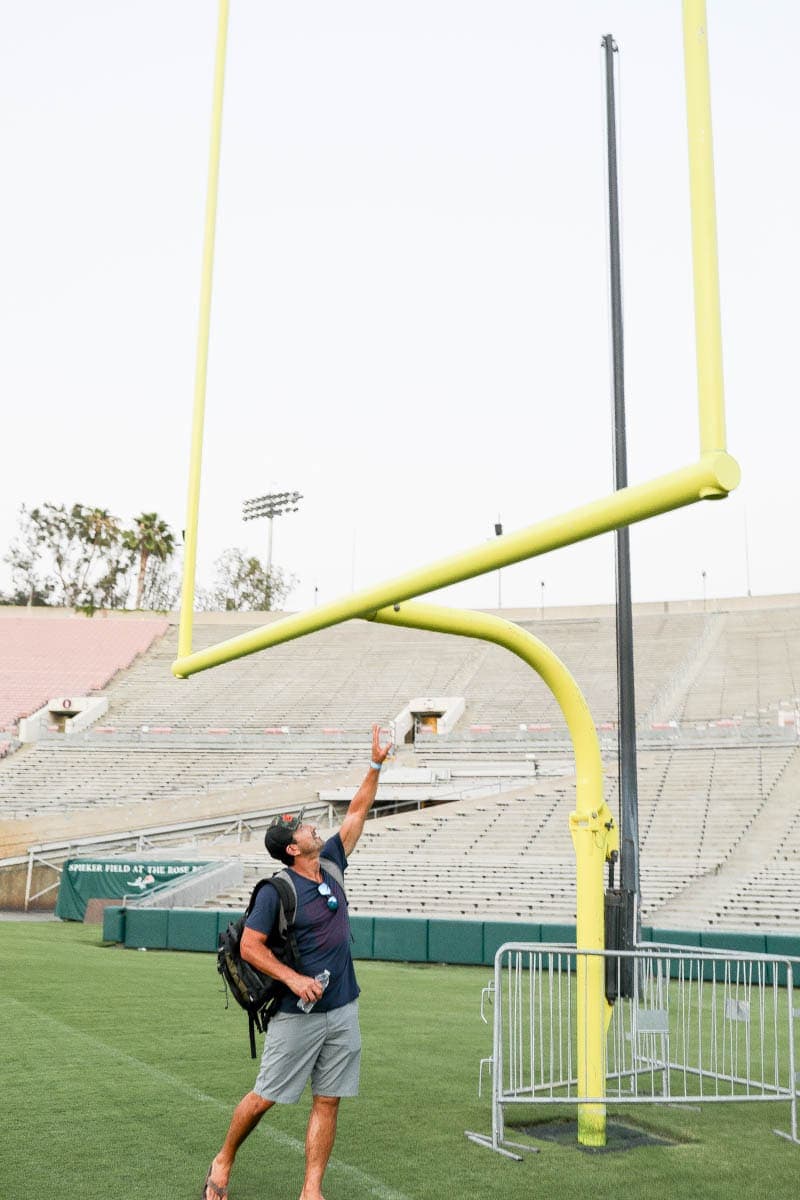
[461,611,709,729]
[2,608,744,740]
[638,745,796,869]
[0,614,168,732]
[677,608,800,726]
[200,743,800,929]
[99,618,484,734]
[0,739,368,820]
[2,599,800,933]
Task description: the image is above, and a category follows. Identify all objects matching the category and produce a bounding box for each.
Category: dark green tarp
[55,858,211,921]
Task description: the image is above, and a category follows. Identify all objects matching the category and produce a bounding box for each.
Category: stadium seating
[5,604,798,746]
[0,615,168,732]
[463,611,709,728]
[2,600,800,934]
[0,739,368,820]
[198,743,800,928]
[677,608,800,725]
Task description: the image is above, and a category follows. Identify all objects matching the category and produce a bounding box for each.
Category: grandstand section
[0,739,369,821]
[89,616,486,735]
[0,612,168,734]
[3,600,798,748]
[1,598,799,933]
[462,610,709,729]
[197,744,800,930]
[97,609,767,735]
[677,607,800,725]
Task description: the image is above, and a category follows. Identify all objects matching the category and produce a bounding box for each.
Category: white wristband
[369,760,383,772]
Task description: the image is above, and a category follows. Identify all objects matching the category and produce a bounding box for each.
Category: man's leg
[299,1094,340,1200]
[204,1091,274,1197]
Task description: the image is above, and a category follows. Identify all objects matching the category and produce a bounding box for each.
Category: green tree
[3,507,53,605]
[0,582,54,607]
[138,557,180,612]
[200,547,294,612]
[123,512,176,609]
[5,503,131,612]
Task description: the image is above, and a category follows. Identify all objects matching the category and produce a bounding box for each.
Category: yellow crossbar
[172,451,738,679]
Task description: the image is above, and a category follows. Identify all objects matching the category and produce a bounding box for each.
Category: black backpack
[217,857,345,1057]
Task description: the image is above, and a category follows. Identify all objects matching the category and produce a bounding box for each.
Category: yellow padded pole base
[578,1103,608,1148]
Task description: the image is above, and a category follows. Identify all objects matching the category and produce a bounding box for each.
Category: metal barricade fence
[466,942,800,1159]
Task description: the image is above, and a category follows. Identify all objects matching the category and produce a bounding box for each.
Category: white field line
[3,996,411,1200]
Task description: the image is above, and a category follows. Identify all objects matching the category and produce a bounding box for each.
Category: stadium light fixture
[242,490,302,575]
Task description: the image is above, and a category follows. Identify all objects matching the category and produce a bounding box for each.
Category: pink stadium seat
[0,616,169,731]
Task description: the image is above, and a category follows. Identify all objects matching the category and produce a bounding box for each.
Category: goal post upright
[684,0,727,456]
[177,0,230,661]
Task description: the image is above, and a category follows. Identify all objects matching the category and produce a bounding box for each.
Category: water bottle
[297,969,331,1013]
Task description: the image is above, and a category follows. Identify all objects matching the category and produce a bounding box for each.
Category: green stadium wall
[101,907,800,970]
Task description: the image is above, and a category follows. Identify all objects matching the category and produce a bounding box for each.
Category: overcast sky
[1,1,797,614]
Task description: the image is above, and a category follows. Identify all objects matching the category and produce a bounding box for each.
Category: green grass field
[2,921,798,1200]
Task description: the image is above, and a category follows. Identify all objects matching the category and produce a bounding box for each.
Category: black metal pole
[602,34,641,945]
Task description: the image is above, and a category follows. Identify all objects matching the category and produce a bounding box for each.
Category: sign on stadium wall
[55,859,209,921]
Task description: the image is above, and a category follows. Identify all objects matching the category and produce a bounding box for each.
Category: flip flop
[201,1164,229,1199]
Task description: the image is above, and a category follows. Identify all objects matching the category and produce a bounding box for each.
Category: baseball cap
[264,808,306,860]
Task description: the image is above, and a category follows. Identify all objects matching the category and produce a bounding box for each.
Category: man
[202,723,392,1200]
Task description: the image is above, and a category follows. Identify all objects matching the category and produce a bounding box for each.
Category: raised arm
[339,723,392,856]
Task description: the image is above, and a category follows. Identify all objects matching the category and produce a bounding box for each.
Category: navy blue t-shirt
[245,833,359,1015]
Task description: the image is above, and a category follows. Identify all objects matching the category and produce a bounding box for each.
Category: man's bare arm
[339,724,392,856]
[240,926,324,1006]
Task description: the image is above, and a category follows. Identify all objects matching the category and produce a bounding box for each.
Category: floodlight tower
[242,490,302,576]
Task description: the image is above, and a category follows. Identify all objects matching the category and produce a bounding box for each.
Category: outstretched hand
[371,723,392,766]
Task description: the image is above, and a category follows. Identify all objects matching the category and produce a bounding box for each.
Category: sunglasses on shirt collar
[317,882,338,911]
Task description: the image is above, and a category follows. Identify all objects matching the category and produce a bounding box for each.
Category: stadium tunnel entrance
[392,696,466,744]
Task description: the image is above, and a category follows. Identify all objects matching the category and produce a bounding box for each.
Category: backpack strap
[268,870,301,969]
[319,855,346,895]
[243,872,301,970]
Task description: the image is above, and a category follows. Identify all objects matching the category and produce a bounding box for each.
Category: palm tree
[126,513,176,609]
[65,504,121,607]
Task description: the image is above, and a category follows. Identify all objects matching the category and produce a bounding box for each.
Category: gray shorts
[253,1000,361,1104]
